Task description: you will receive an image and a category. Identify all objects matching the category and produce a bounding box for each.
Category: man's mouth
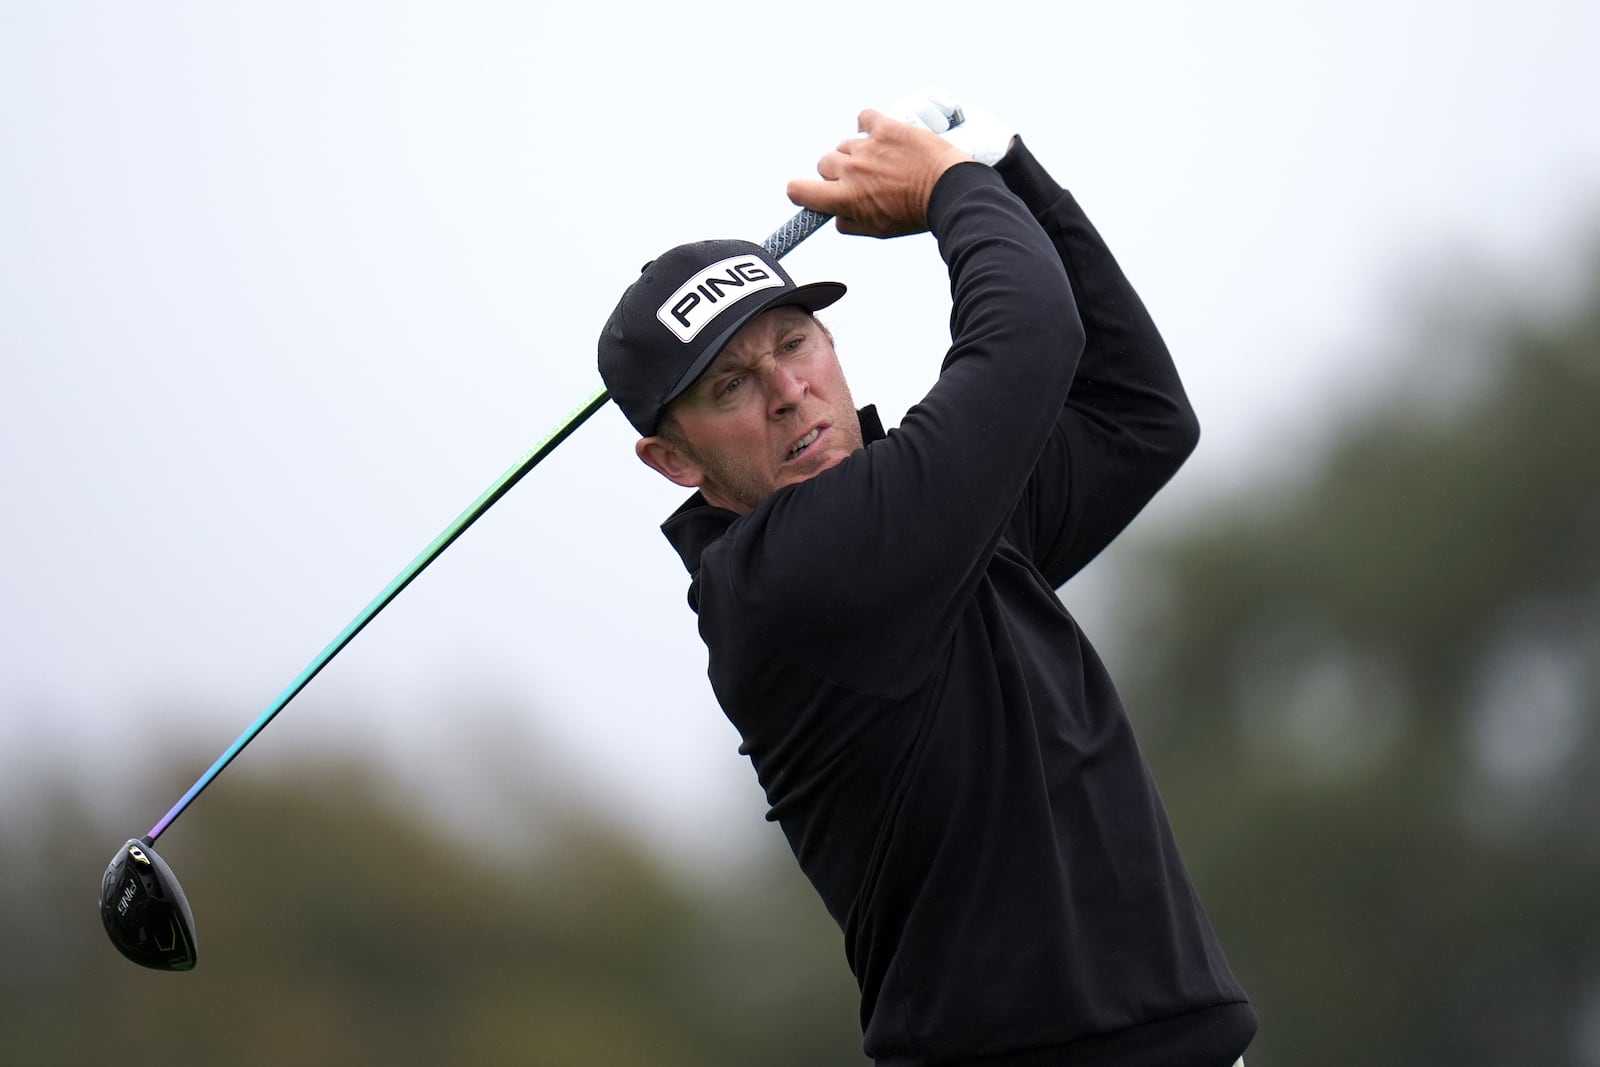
[786,427,822,461]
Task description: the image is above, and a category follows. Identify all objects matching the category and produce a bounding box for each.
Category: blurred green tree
[1116,251,1600,1066]
[4,761,865,1066]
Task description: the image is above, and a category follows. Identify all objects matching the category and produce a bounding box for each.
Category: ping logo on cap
[656,256,784,343]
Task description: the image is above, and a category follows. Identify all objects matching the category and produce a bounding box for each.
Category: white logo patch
[656,256,784,343]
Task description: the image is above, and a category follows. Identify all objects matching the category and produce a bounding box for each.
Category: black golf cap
[598,239,845,436]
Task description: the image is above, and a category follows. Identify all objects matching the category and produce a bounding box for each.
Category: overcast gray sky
[3,0,1597,869]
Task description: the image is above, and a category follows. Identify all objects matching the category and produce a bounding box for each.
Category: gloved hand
[880,86,1016,167]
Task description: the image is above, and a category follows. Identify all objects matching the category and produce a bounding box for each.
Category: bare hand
[786,110,972,238]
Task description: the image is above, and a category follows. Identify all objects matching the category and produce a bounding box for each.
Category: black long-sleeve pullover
[662,146,1255,1066]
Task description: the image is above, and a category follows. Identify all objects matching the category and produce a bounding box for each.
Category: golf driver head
[100,837,198,971]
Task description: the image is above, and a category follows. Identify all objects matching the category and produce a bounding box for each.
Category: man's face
[636,307,864,514]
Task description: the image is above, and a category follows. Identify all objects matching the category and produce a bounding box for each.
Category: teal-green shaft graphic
[148,205,833,840]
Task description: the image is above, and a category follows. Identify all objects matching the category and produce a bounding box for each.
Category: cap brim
[656,280,847,424]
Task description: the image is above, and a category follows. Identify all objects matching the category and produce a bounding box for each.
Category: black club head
[100,838,198,971]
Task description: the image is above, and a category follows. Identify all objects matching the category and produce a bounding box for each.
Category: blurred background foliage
[6,242,1599,1065]
[7,764,865,1066]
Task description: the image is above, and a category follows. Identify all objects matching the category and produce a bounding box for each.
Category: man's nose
[766,363,807,413]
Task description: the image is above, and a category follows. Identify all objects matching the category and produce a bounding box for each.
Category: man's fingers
[856,107,888,134]
[786,104,961,238]
[786,176,847,217]
[787,144,851,211]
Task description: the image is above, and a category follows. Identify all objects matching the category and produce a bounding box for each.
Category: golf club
[100,101,967,971]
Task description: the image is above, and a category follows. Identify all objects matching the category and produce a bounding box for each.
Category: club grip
[762,207,831,259]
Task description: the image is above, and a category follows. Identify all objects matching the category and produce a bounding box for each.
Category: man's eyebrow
[771,311,809,337]
[701,313,813,384]
[760,314,811,352]
[706,351,754,377]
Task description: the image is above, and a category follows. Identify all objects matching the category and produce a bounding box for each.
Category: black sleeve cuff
[993,136,1068,219]
[926,160,1010,234]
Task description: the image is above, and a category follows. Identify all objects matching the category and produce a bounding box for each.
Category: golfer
[598,96,1256,1067]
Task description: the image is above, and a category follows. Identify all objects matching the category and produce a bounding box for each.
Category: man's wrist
[992,137,1065,218]
[927,160,1011,233]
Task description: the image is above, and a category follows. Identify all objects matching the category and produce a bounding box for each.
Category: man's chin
[778,443,854,487]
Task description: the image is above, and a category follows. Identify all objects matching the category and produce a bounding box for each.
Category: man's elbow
[1174,401,1201,460]
[1156,398,1201,475]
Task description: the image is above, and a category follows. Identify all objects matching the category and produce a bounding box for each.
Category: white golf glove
[881,86,1017,167]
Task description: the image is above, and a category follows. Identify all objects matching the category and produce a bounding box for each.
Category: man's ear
[635,436,704,489]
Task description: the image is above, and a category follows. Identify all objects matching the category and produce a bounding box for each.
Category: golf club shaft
[146,206,834,841]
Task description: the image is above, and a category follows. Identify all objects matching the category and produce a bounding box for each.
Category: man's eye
[721,376,744,396]
[781,337,804,354]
